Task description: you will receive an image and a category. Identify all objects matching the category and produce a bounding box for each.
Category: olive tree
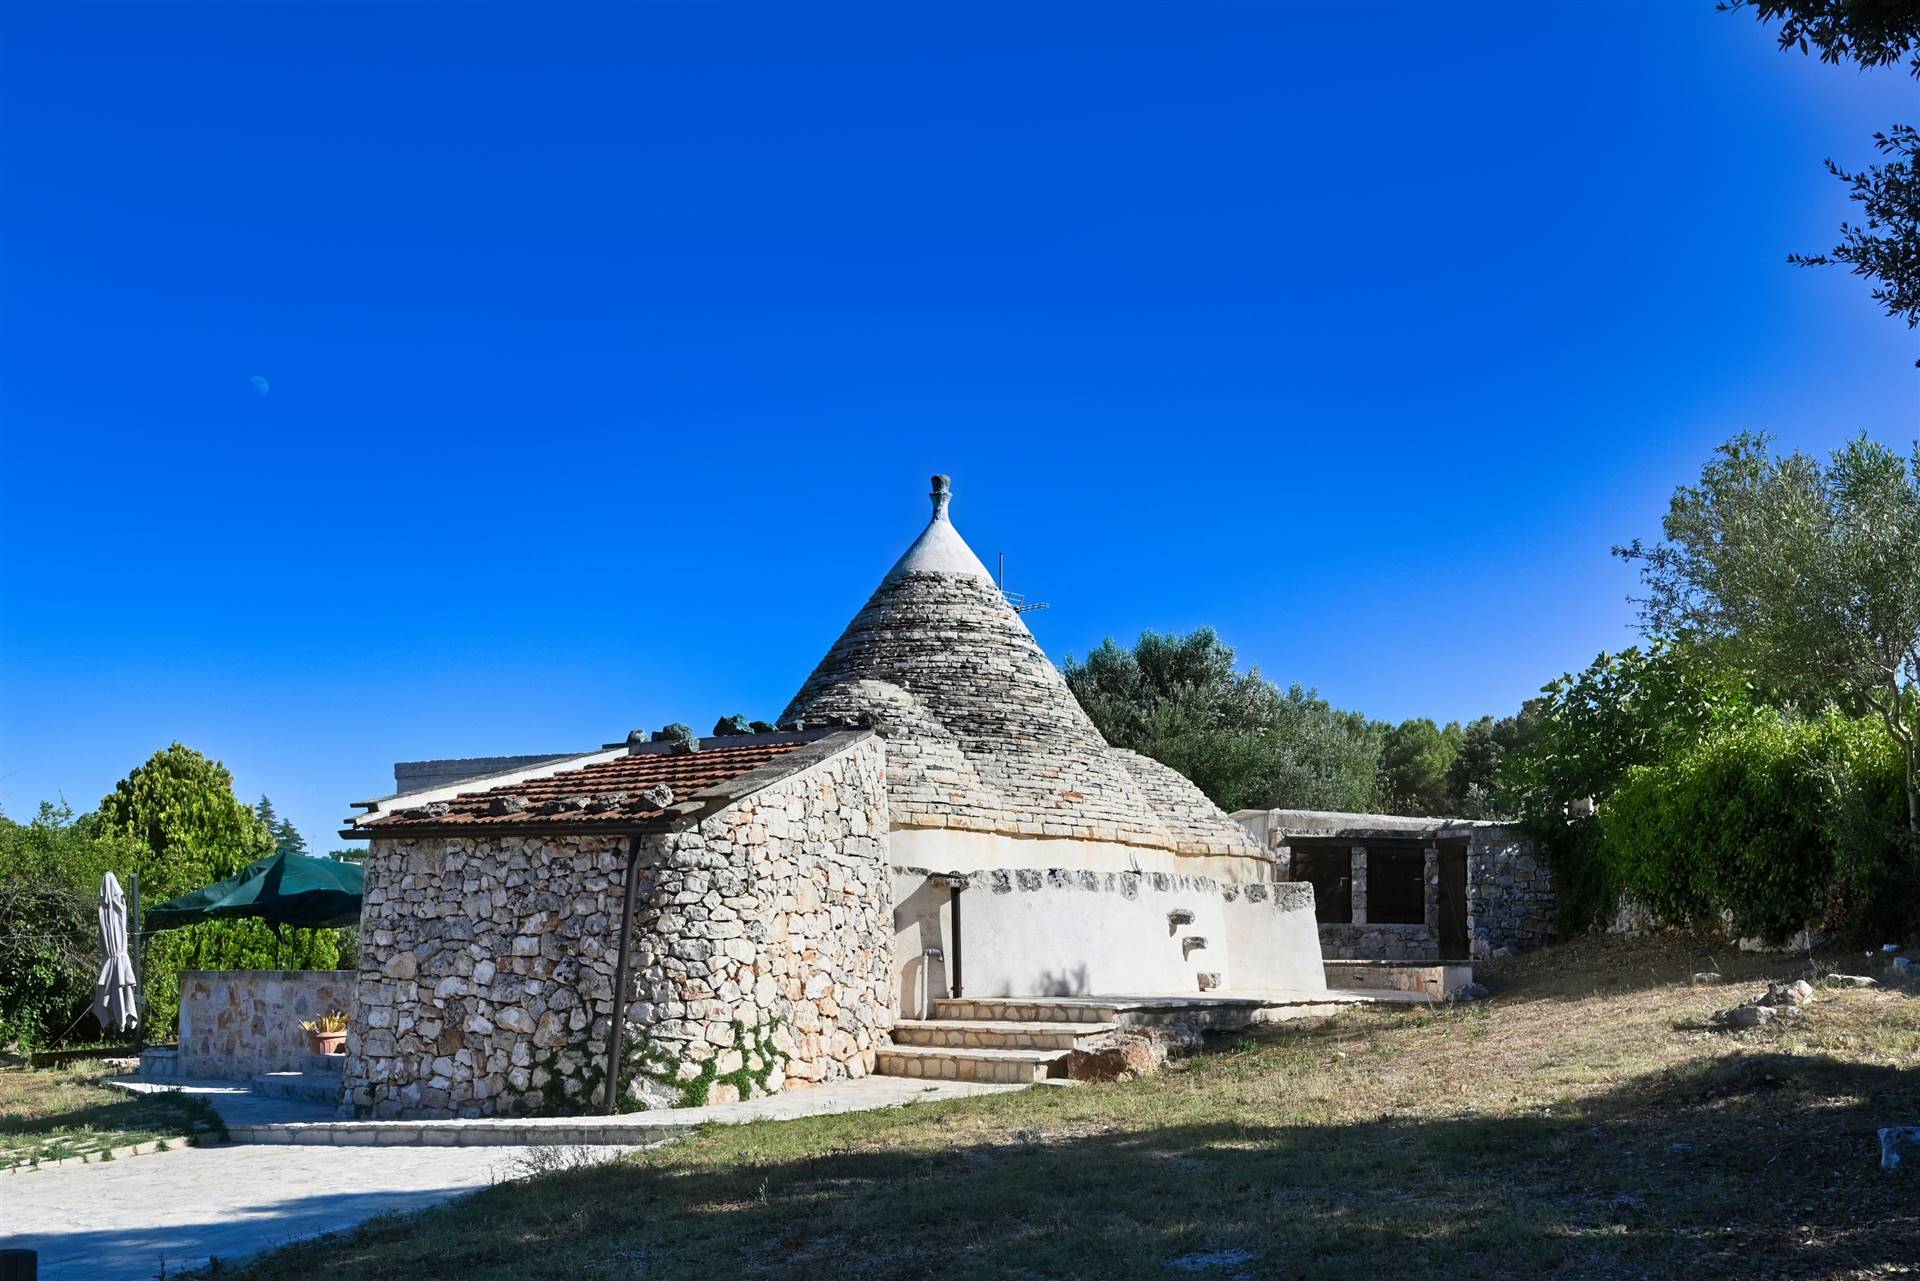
[1725,0,1920,362]
[1617,432,1920,832]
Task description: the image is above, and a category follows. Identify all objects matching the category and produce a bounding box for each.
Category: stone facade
[1233,810,1554,962]
[341,736,892,1118]
[177,969,354,1079]
[1466,827,1553,959]
[1318,924,1442,962]
[622,734,893,1101]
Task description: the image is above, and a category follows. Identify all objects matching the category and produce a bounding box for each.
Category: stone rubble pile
[1710,979,1814,1031]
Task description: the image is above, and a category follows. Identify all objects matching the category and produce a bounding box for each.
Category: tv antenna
[997,551,1049,615]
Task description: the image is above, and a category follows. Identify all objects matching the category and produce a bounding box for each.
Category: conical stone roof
[782,476,1263,860]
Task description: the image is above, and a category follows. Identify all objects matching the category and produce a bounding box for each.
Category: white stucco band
[891,864,1323,1008]
[887,826,1277,885]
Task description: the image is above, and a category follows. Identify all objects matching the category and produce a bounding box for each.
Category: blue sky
[1,2,1914,853]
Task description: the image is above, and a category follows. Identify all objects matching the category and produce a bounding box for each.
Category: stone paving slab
[110,1075,335,1125]
[0,1134,563,1281]
[109,1072,1022,1147]
[5,1074,1028,1279]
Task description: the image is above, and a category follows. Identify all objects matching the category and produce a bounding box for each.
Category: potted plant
[300,1011,350,1055]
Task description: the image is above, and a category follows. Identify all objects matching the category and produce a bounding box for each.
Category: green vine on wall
[547,1017,788,1114]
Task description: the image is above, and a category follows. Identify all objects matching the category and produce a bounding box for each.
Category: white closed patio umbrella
[92,872,139,1034]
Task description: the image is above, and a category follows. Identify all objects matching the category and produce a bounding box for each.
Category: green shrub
[1494,642,1753,934]
[1,749,362,1046]
[140,921,349,1038]
[1601,712,1910,942]
[0,804,137,1051]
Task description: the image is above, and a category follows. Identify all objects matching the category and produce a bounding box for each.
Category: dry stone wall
[342,737,892,1119]
[1249,814,1554,962]
[177,969,354,1079]
[622,734,893,1104]
[783,569,1264,861]
[1467,828,1553,958]
[1318,923,1441,961]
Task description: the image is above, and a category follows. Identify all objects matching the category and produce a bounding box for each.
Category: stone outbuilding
[1232,809,1554,961]
[343,730,892,1117]
[784,476,1322,1008]
[339,476,1328,1118]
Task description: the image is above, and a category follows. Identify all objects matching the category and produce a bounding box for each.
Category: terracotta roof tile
[360,737,810,832]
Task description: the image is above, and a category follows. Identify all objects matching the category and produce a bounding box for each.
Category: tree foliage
[1064,628,1382,814]
[1497,643,1753,825]
[1788,125,1920,361]
[1446,714,1527,818]
[1617,432,1920,832]
[0,803,143,1049]
[1373,718,1466,816]
[256,795,309,858]
[88,745,343,1037]
[1723,0,1920,74]
[1725,0,1920,361]
[96,744,275,899]
[1493,643,1754,930]
[1602,712,1912,941]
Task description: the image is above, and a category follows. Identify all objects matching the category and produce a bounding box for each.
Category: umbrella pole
[128,874,144,1052]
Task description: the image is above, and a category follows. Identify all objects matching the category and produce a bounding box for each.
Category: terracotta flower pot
[307,1030,348,1055]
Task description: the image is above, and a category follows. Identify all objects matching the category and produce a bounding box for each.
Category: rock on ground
[1718,1004,1775,1030]
[1879,1126,1920,1170]
[1757,980,1814,1008]
[1065,1029,1168,1082]
[1711,980,1814,1031]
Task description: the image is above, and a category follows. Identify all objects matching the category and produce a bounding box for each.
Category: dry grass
[214,935,1919,1280]
[0,1063,222,1165]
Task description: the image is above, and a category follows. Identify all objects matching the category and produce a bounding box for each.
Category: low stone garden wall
[1467,830,1552,958]
[1323,959,1474,998]
[177,969,355,1079]
[1319,923,1440,962]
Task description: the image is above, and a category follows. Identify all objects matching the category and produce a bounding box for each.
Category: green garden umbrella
[143,849,364,933]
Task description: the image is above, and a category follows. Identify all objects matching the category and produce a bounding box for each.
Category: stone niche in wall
[342,735,893,1120]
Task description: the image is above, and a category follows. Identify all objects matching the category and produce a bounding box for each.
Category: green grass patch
[209,936,1920,1280]
[0,1064,223,1165]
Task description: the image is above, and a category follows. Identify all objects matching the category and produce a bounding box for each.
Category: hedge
[1601,712,1910,942]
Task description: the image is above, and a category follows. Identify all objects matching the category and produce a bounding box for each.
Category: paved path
[5,1075,1023,1279]
[0,1137,562,1281]
[114,1075,335,1125]
[109,1073,1020,1146]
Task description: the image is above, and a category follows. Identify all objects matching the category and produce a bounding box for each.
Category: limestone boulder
[1065,1030,1166,1083]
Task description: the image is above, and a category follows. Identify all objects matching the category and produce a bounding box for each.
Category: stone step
[305,1051,346,1076]
[873,1045,1069,1085]
[931,998,1121,1025]
[891,1019,1113,1051]
[251,1070,345,1105]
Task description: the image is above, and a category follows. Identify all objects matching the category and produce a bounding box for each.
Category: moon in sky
[250,375,270,395]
